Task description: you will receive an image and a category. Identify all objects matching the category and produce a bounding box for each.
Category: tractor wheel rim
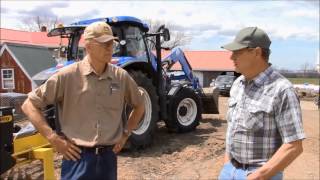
[177,98,197,126]
[133,87,152,135]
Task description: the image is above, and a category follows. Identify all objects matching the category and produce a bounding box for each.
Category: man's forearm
[21,98,56,140]
[253,140,303,178]
[126,104,145,132]
[22,99,82,160]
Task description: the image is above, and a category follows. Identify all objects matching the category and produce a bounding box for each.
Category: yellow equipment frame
[12,133,56,180]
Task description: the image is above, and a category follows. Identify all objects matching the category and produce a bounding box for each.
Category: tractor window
[65,25,147,59]
[78,48,85,60]
[124,26,146,59]
[111,26,122,56]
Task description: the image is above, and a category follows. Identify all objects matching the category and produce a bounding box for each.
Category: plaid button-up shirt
[226,66,305,164]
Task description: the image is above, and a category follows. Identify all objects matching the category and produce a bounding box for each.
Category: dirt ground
[117,97,320,180]
[283,100,319,180]
[4,96,319,179]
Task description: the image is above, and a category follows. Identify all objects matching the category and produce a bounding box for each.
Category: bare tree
[300,61,311,77]
[19,16,60,32]
[144,19,192,50]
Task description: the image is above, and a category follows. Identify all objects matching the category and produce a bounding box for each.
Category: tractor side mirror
[156,25,170,41]
[163,28,170,41]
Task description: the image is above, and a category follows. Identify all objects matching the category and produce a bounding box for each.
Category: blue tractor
[33,16,219,149]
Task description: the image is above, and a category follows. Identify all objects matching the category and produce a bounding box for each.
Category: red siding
[0,49,32,94]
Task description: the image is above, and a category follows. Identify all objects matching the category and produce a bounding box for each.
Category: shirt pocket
[104,87,123,110]
[240,106,269,131]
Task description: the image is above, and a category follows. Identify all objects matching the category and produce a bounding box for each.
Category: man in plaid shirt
[218,27,305,180]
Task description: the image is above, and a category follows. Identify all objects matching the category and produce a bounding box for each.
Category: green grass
[288,78,319,85]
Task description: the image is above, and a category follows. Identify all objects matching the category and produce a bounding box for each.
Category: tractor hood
[32,60,75,85]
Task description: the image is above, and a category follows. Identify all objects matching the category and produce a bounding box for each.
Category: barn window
[1,68,15,90]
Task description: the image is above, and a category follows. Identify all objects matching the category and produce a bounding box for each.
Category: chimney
[40,26,47,32]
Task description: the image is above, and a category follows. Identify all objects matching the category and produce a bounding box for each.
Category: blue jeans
[218,162,283,180]
[61,149,117,180]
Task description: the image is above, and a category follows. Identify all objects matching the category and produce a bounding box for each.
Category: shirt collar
[80,57,94,76]
[239,65,273,87]
[100,63,114,80]
[251,65,273,87]
[80,57,114,80]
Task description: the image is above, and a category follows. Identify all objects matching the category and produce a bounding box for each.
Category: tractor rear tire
[165,87,202,133]
[125,71,159,149]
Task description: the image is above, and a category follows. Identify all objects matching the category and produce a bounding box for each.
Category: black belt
[79,145,114,155]
[230,158,251,169]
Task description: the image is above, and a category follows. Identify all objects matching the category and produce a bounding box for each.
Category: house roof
[1,42,57,83]
[0,28,84,47]
[162,50,235,71]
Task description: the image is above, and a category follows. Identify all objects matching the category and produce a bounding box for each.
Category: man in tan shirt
[22,21,145,180]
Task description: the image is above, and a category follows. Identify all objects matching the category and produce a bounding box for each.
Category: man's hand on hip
[48,133,82,161]
[247,171,265,180]
[113,133,129,154]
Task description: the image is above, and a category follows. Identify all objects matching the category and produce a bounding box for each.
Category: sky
[1,0,319,70]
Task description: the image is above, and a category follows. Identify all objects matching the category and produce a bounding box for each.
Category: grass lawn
[288,78,319,85]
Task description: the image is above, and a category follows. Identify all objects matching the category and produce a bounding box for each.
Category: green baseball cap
[221,27,271,51]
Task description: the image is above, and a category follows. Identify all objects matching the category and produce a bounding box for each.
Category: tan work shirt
[28,58,143,147]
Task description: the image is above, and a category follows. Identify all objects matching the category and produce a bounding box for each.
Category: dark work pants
[61,149,117,180]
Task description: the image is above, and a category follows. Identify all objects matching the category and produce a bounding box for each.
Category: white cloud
[269,26,318,41]
[283,9,318,19]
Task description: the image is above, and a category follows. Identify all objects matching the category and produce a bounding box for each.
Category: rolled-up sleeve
[276,87,306,143]
[28,73,63,109]
[123,72,144,108]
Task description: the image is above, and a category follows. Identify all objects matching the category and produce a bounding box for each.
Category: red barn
[0,43,56,93]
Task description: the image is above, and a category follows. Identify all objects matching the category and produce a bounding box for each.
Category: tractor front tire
[165,87,202,133]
